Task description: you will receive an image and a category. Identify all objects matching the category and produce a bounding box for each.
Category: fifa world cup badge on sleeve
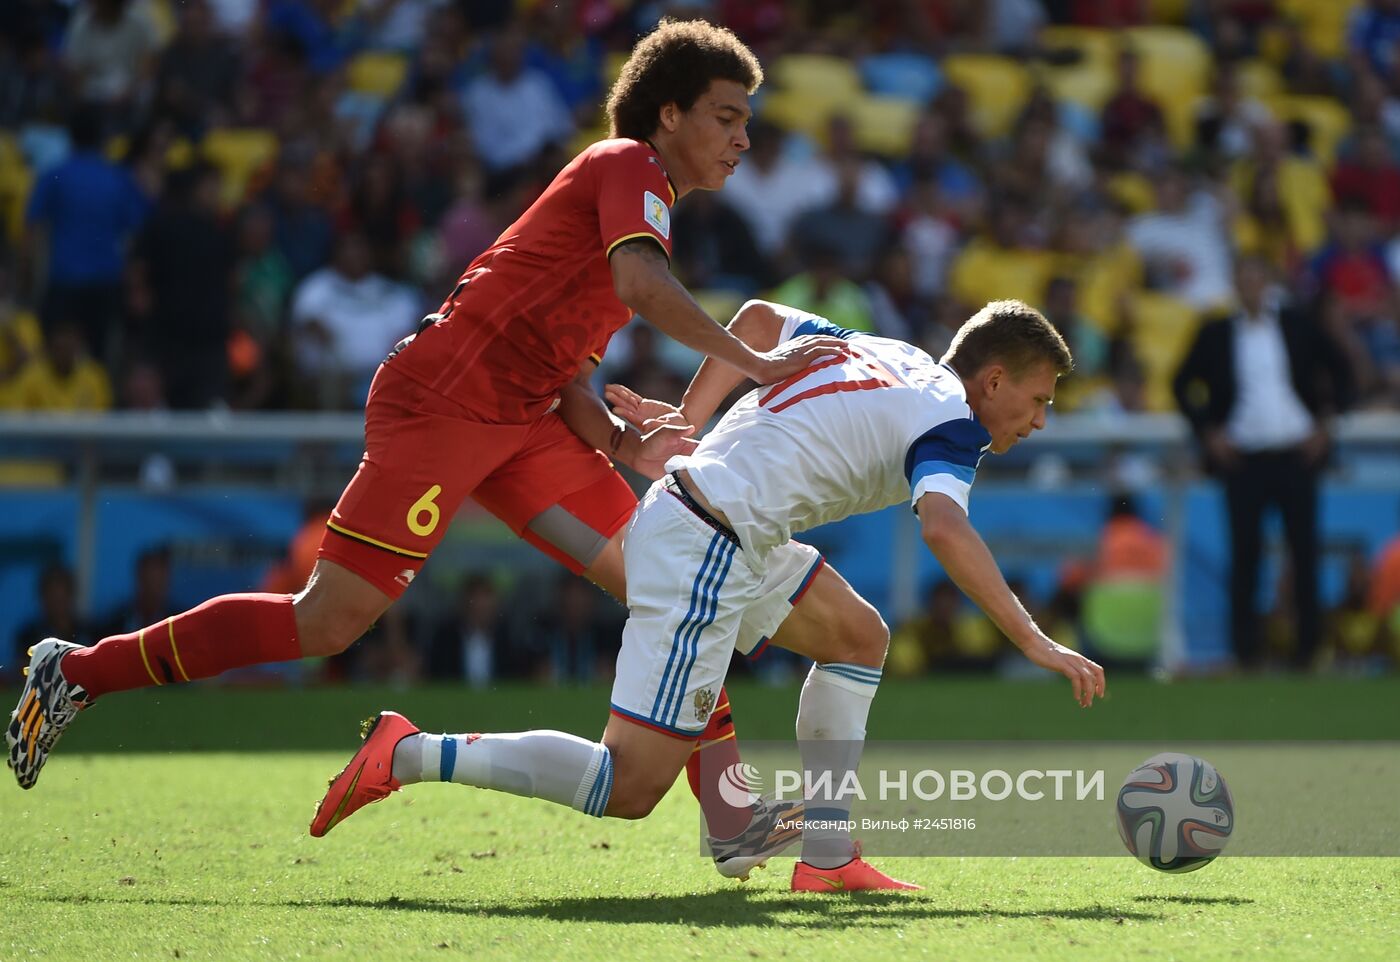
[644,191,671,239]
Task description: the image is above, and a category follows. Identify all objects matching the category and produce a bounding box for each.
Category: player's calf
[599,715,696,819]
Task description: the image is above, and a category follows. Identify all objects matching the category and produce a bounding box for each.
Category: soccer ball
[1115,752,1234,873]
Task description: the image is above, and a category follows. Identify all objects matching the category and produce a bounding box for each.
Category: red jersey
[391,139,677,423]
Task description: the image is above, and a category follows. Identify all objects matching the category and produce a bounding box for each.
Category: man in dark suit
[1173,255,1354,670]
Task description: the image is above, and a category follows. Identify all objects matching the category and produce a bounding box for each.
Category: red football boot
[791,842,923,892]
[310,711,419,838]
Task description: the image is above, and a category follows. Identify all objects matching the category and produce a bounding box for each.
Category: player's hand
[605,384,689,432]
[749,335,852,385]
[1023,638,1106,708]
[629,421,698,480]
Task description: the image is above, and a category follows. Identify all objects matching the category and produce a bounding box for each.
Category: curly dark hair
[606,19,763,141]
[943,300,1074,378]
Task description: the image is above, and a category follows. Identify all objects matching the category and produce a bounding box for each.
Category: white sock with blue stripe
[390,732,613,818]
[795,661,882,869]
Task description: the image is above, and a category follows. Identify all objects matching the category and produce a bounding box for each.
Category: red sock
[62,593,300,698]
[686,686,752,839]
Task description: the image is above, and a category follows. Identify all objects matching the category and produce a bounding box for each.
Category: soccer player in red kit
[10,20,888,879]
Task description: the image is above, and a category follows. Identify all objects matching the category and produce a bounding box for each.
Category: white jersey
[670,305,993,564]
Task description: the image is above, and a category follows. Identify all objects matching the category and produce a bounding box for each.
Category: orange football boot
[310,711,419,837]
[791,842,922,892]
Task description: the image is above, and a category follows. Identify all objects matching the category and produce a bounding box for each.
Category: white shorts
[610,478,823,738]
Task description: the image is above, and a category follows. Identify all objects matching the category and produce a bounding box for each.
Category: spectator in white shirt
[462,25,573,174]
[721,120,838,258]
[290,231,422,408]
[1126,165,1235,310]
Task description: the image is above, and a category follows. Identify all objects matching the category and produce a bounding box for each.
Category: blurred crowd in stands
[11,491,1400,684]
[5,0,1400,679]
[2,0,1400,415]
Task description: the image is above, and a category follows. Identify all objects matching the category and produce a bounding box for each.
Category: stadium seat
[850,95,920,158]
[1231,153,1330,254]
[858,52,942,104]
[1081,580,1163,663]
[940,55,1033,139]
[1146,0,1190,23]
[570,125,609,156]
[604,51,629,87]
[1071,242,1144,333]
[1037,55,1116,113]
[770,54,863,102]
[1122,27,1211,149]
[760,88,855,142]
[0,134,30,243]
[202,128,278,209]
[948,240,1057,313]
[1038,26,1117,68]
[1236,59,1284,99]
[692,289,745,326]
[1036,26,1118,114]
[1264,94,1352,166]
[1103,170,1156,215]
[1277,0,1362,59]
[1126,291,1199,412]
[1123,26,1211,99]
[147,0,177,45]
[347,52,409,98]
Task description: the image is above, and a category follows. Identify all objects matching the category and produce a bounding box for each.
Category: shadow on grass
[35,890,1163,926]
[1132,894,1256,907]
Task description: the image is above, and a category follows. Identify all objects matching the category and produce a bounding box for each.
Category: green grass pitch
[2,678,1398,961]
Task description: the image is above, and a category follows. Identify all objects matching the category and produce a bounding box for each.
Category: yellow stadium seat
[1257,23,1291,67]
[941,55,1033,139]
[1128,291,1199,412]
[1122,27,1211,148]
[1069,240,1144,334]
[1231,153,1331,254]
[1146,0,1190,24]
[1123,26,1211,100]
[850,95,919,158]
[0,132,27,241]
[202,128,278,208]
[1265,94,1352,166]
[770,54,863,102]
[147,0,177,45]
[1105,171,1156,215]
[1236,59,1284,99]
[760,88,853,141]
[1037,57,1116,113]
[1035,26,1116,113]
[1038,26,1117,67]
[604,51,629,87]
[948,240,1057,313]
[347,51,409,98]
[570,125,609,156]
[692,289,745,325]
[1277,0,1362,60]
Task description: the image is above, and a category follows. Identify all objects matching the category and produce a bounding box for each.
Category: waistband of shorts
[664,472,740,549]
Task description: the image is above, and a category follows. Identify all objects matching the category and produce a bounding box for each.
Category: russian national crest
[693,687,716,724]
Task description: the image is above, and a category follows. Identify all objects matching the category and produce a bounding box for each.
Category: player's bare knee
[604,774,667,820]
[832,603,889,669]
[292,591,376,657]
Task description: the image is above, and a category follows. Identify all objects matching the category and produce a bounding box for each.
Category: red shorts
[318,363,638,598]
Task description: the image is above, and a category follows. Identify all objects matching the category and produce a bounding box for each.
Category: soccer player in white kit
[311,298,1106,893]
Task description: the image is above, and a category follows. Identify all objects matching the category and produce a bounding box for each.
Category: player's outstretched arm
[607,300,845,433]
[557,364,696,479]
[917,492,1107,708]
[677,299,787,427]
[609,240,844,385]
